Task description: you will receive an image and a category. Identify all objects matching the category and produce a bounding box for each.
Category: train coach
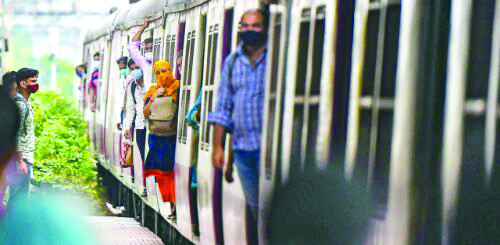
[82,0,500,244]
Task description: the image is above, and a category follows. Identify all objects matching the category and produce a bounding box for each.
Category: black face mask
[239,31,267,47]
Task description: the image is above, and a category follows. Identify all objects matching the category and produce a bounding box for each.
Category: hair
[0,86,20,165]
[127,58,136,69]
[15,68,39,86]
[1,71,17,90]
[117,56,128,65]
[144,38,153,46]
[93,52,100,58]
[240,8,270,31]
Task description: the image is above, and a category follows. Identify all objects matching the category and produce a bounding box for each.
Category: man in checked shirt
[207,9,268,242]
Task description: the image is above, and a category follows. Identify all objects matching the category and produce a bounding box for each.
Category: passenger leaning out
[143,60,180,221]
[128,17,153,89]
[123,68,147,162]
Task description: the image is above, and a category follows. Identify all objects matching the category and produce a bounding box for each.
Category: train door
[106,30,124,176]
[257,1,289,244]
[441,0,500,243]
[100,35,112,168]
[87,43,98,153]
[219,2,262,245]
[344,0,402,243]
[177,5,207,241]
[143,18,165,212]
[156,12,181,222]
[121,32,134,188]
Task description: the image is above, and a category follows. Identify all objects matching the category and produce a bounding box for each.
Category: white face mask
[144,52,153,63]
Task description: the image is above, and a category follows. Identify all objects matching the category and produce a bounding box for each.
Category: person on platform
[11,68,39,199]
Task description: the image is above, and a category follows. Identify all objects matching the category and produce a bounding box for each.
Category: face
[176,56,182,74]
[240,12,265,33]
[94,55,101,61]
[129,63,140,71]
[118,63,127,69]
[155,69,170,82]
[144,42,153,53]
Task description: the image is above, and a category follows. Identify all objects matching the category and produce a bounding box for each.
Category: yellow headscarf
[144,60,180,102]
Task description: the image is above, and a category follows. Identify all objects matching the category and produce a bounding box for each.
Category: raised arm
[132,17,150,42]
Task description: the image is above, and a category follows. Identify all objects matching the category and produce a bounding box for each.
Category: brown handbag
[120,143,133,168]
[148,96,177,136]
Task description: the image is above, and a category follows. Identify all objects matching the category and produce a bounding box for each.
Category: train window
[361,10,380,97]
[201,24,220,150]
[290,104,304,177]
[349,2,402,217]
[170,36,176,66]
[179,32,194,143]
[295,9,311,96]
[165,35,171,61]
[380,5,400,97]
[153,37,162,83]
[264,13,283,180]
[188,31,196,87]
[310,7,325,96]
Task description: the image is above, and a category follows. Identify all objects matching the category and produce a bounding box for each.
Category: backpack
[148,96,177,136]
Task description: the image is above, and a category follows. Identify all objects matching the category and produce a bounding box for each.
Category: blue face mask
[131,69,143,80]
[239,31,267,47]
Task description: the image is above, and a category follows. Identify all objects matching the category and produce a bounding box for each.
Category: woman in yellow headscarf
[143,60,180,220]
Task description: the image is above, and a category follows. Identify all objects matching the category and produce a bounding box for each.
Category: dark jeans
[136,128,146,162]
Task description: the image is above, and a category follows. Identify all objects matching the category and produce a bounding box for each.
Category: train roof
[83,0,208,44]
[84,0,167,44]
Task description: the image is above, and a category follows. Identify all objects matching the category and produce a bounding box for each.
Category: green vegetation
[30,91,104,210]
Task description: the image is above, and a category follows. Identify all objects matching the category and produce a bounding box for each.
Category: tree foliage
[30,91,103,209]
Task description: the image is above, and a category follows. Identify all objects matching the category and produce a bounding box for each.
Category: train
[82,0,500,244]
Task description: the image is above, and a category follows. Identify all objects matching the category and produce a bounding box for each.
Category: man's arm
[128,18,150,71]
[132,17,150,42]
[15,101,28,175]
[207,56,235,169]
[124,84,136,139]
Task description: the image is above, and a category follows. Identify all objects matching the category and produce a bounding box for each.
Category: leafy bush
[30,91,103,209]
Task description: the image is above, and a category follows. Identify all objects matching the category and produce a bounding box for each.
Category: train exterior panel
[82,0,500,244]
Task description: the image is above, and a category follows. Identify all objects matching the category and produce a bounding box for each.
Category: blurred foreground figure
[0,87,96,244]
[267,169,371,245]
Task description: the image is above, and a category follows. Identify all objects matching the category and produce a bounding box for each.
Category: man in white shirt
[123,69,147,161]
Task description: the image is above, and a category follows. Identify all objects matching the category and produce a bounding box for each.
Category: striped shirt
[207,43,267,151]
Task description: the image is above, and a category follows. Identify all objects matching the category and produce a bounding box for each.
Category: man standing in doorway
[127,17,153,166]
[11,68,39,198]
[208,9,268,244]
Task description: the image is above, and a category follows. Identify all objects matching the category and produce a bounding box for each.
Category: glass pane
[295,10,311,96]
[372,110,394,215]
[183,90,191,143]
[465,0,495,99]
[354,109,372,186]
[184,39,191,86]
[362,10,380,96]
[170,37,176,66]
[205,91,213,146]
[305,104,319,170]
[311,10,326,96]
[210,33,219,86]
[270,15,282,94]
[206,33,213,86]
[188,35,196,86]
[265,98,276,180]
[290,105,304,178]
[380,5,401,97]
